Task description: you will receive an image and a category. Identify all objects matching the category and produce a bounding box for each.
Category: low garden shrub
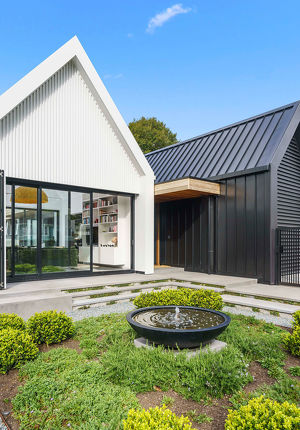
[15,263,36,273]
[0,313,26,331]
[0,328,39,373]
[282,326,300,357]
[225,395,300,429]
[292,310,300,329]
[123,405,196,430]
[27,310,75,345]
[282,311,300,357]
[133,288,223,310]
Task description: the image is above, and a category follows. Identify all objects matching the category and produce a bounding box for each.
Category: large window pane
[92,193,131,271]
[14,186,38,274]
[71,192,90,271]
[5,185,12,277]
[41,189,68,273]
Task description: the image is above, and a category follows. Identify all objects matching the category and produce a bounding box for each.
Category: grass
[161,395,175,407]
[187,410,213,424]
[10,313,300,429]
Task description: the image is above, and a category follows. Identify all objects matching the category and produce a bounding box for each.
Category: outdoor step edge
[222,295,300,314]
[73,292,139,306]
[224,288,300,303]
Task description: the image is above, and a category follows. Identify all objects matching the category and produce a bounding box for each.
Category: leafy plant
[133,288,223,310]
[292,310,300,329]
[15,263,36,273]
[187,410,212,424]
[225,395,300,429]
[123,405,196,430]
[289,366,300,377]
[0,328,38,373]
[161,395,175,407]
[282,326,300,357]
[13,348,139,430]
[0,313,26,331]
[27,310,75,345]
[42,265,64,273]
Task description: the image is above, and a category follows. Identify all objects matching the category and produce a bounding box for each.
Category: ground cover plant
[282,311,300,357]
[3,312,298,429]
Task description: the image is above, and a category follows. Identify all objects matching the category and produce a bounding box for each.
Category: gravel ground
[223,305,292,327]
[68,301,135,321]
[68,302,292,327]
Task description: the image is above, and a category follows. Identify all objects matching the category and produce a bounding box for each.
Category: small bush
[0,328,38,373]
[123,405,196,430]
[292,310,300,329]
[0,313,26,331]
[133,288,223,310]
[282,326,300,357]
[15,263,36,273]
[27,311,75,345]
[225,395,300,429]
[42,265,64,273]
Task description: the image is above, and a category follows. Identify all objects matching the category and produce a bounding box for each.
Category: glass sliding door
[14,186,38,275]
[41,189,69,273]
[70,192,91,271]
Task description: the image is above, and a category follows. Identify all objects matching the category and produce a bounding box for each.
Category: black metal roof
[146,101,300,183]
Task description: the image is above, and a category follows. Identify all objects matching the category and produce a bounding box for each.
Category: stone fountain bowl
[127,306,231,349]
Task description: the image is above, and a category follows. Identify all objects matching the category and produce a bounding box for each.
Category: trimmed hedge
[27,310,75,345]
[133,288,223,310]
[0,313,26,331]
[225,395,300,429]
[282,311,300,357]
[123,406,196,430]
[0,328,39,373]
[7,247,78,269]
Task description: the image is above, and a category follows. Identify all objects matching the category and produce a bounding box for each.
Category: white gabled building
[0,36,154,287]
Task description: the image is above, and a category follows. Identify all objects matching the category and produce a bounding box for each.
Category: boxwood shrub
[0,328,39,373]
[225,395,300,429]
[282,311,300,357]
[133,288,223,310]
[27,310,75,345]
[123,405,196,430]
[0,313,26,331]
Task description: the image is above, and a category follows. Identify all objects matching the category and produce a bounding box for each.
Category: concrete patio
[1,267,299,319]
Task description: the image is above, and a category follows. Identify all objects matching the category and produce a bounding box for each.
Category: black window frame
[6,177,135,282]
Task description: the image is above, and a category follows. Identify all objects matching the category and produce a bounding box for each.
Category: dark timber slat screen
[0,170,4,289]
[277,227,300,286]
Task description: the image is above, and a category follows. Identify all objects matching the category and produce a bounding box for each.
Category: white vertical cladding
[135,175,154,274]
[0,61,140,194]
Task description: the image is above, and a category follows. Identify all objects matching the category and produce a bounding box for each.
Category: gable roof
[146,101,300,183]
[0,36,154,179]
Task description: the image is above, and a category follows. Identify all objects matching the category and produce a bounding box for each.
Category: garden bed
[0,313,299,429]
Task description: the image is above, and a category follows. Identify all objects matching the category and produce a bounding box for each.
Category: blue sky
[1,1,300,141]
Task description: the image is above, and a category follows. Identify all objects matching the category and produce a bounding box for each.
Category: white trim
[0,36,154,179]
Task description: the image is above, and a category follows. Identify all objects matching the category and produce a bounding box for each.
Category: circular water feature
[127,306,231,348]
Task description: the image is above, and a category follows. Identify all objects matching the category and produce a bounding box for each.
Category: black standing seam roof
[146,101,300,184]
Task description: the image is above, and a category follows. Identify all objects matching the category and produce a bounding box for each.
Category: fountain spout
[174,306,180,321]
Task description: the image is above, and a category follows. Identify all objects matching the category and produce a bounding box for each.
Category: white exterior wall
[0,60,140,193]
[0,54,154,277]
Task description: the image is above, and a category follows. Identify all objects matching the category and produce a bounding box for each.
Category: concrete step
[224,279,258,288]
[225,285,300,303]
[73,292,140,307]
[222,294,300,315]
[69,283,170,298]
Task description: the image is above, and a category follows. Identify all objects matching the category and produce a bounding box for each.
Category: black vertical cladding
[159,198,210,272]
[277,137,300,228]
[216,171,270,283]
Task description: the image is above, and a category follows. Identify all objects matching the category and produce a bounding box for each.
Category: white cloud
[103,73,123,80]
[146,3,191,33]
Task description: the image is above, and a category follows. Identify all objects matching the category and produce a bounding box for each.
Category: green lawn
[11,313,300,429]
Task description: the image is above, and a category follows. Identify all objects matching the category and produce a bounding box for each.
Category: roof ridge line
[145,100,300,157]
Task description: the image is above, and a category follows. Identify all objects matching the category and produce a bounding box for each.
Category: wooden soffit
[154,178,220,202]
